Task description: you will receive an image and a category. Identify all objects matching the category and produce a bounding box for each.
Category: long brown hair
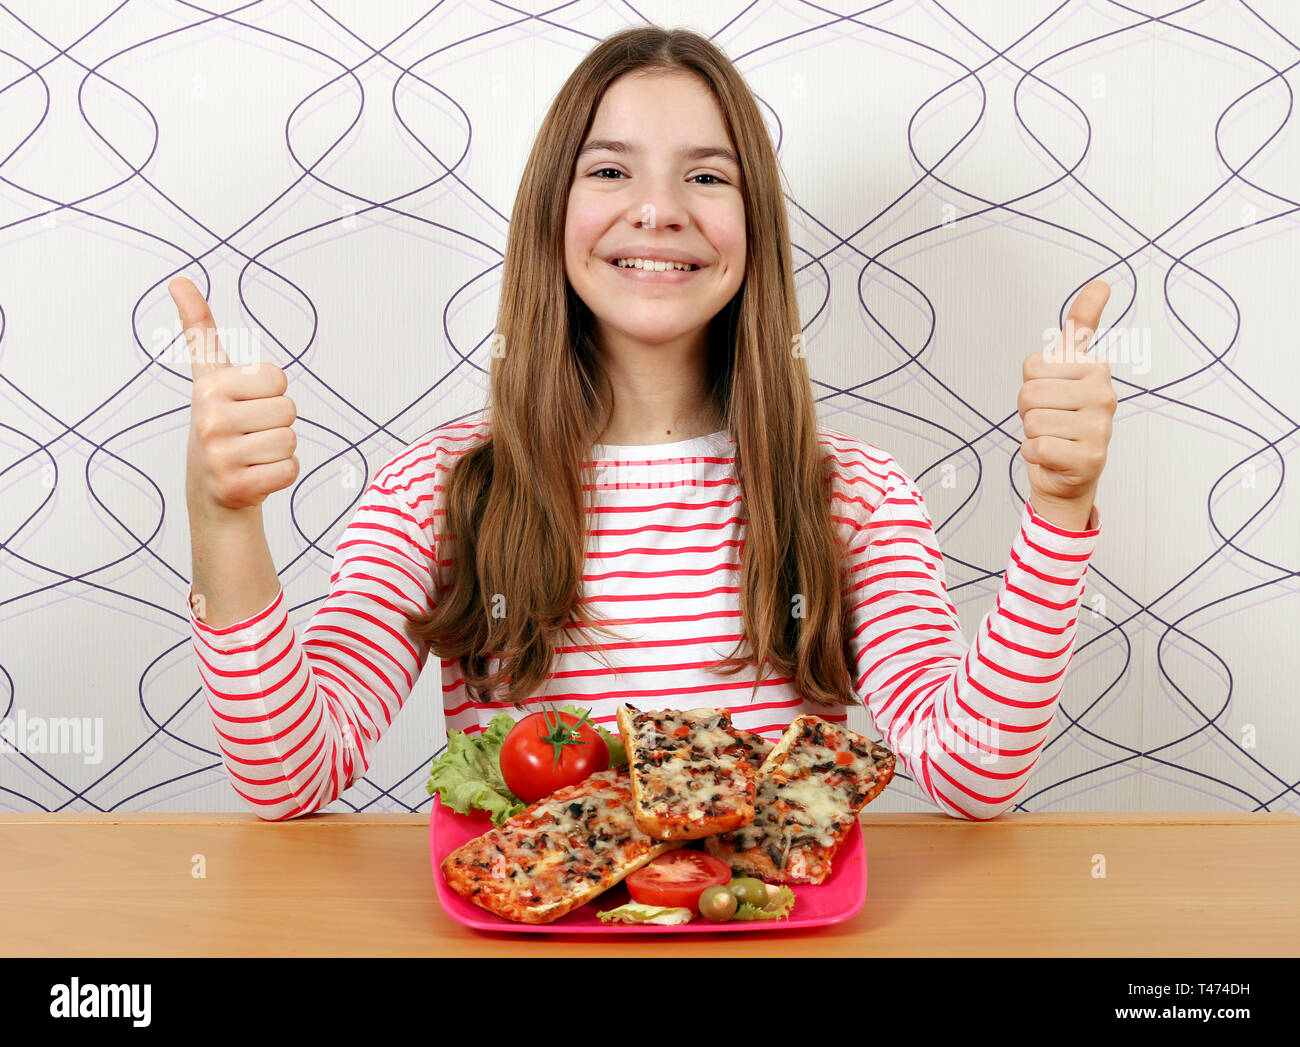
[402,25,859,709]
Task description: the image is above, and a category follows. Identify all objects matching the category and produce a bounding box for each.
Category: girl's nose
[625,175,690,230]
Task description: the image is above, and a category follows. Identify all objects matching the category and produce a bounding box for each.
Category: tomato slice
[625,850,733,909]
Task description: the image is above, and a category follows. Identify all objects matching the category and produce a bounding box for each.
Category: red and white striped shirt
[188,416,1101,822]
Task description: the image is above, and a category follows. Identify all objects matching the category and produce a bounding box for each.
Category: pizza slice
[704,714,896,885]
[616,705,758,841]
[734,727,774,771]
[440,766,685,924]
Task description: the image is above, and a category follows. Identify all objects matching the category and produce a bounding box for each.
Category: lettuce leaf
[597,902,693,925]
[731,884,797,920]
[426,704,624,826]
[426,712,525,826]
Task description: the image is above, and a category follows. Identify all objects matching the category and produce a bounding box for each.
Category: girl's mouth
[605,258,706,283]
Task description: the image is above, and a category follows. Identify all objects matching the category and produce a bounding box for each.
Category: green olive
[698,885,738,922]
[728,877,769,907]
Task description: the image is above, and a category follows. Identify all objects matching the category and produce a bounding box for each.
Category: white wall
[1,1,1295,815]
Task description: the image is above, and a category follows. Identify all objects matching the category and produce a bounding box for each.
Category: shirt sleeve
[840,462,1101,820]
[187,448,440,821]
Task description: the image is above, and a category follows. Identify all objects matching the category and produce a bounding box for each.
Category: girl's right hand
[170,276,300,513]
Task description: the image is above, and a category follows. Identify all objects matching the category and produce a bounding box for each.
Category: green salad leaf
[730,884,797,921]
[426,712,525,826]
[426,704,625,826]
[597,902,693,925]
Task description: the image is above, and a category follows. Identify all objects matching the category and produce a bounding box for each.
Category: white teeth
[613,257,698,271]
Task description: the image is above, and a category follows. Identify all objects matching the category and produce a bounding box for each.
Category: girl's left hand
[1018,280,1117,514]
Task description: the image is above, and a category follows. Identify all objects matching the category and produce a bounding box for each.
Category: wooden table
[1,811,1295,957]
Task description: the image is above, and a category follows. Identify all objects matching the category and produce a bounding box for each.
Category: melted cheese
[777,777,847,845]
[720,715,891,872]
[629,707,753,821]
[447,767,660,905]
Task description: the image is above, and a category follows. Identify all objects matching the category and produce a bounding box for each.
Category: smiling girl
[178,27,1114,823]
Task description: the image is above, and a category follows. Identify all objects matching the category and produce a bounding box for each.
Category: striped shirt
[188,416,1102,823]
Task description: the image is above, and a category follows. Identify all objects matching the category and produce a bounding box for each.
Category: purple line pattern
[0,2,1295,816]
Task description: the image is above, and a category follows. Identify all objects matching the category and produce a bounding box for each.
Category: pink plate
[429,795,867,934]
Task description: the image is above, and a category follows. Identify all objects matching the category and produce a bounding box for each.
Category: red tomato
[499,708,609,803]
[625,850,733,909]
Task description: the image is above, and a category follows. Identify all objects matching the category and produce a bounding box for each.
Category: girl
[178,26,1114,823]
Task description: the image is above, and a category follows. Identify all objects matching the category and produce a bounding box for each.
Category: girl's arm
[188,502,282,630]
[840,460,1100,820]
[189,441,442,821]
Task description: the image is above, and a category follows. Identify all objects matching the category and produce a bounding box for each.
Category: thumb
[1059,279,1112,361]
[168,277,229,379]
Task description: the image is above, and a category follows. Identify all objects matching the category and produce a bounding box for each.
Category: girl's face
[565,69,746,353]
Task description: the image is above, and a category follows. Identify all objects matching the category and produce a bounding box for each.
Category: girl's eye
[587,168,727,185]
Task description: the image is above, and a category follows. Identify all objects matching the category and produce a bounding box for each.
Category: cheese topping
[444,767,662,908]
[717,716,894,875]
[734,728,774,771]
[628,707,754,823]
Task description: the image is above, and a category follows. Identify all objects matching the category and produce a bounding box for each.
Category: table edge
[1,811,1295,826]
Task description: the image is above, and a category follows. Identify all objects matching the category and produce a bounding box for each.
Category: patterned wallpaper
[1,1,1295,816]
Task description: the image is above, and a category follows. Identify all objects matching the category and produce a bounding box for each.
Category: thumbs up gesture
[1017,280,1117,530]
[171,277,300,513]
